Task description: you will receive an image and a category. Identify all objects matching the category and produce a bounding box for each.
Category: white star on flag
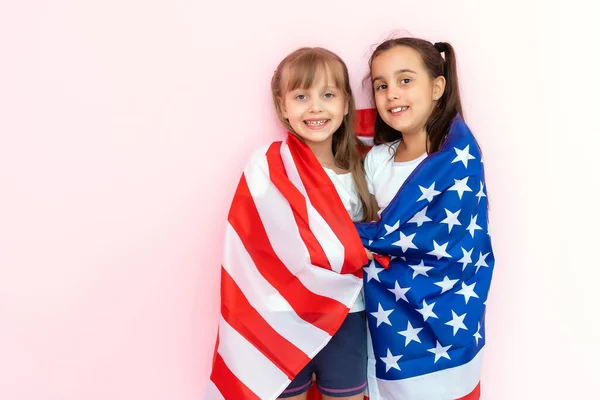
[448,177,472,199]
[427,341,452,363]
[452,145,476,168]
[384,220,400,236]
[371,303,394,327]
[474,322,483,346]
[434,276,459,293]
[380,348,402,372]
[466,215,482,238]
[388,281,410,302]
[417,182,441,202]
[427,240,451,260]
[392,232,418,253]
[456,281,479,304]
[364,260,384,282]
[476,181,487,203]
[458,247,473,271]
[398,321,422,346]
[445,310,468,336]
[417,299,438,321]
[474,252,490,273]
[441,208,462,233]
[408,206,432,227]
[408,259,434,278]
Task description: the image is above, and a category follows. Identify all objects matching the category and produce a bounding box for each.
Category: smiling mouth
[304,119,329,126]
[390,106,408,114]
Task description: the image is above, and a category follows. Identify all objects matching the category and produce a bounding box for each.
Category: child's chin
[389,120,413,132]
[301,133,333,144]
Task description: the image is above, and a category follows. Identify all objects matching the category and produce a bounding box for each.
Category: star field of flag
[356,117,494,381]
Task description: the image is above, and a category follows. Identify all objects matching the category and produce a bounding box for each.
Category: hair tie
[434,42,448,53]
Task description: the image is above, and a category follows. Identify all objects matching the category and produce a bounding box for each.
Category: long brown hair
[271,47,377,222]
[367,38,463,153]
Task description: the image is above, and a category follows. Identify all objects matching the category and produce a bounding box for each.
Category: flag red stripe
[220,267,311,378]
[265,142,332,271]
[211,353,261,400]
[285,134,368,274]
[228,175,349,336]
[355,108,377,137]
[457,382,480,400]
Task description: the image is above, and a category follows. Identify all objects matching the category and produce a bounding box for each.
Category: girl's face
[280,68,348,147]
[371,45,445,136]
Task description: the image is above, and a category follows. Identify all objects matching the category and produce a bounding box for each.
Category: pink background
[1,1,598,399]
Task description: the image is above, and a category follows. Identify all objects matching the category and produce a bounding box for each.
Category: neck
[400,128,428,154]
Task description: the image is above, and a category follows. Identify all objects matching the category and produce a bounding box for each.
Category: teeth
[306,120,327,126]
[391,107,406,113]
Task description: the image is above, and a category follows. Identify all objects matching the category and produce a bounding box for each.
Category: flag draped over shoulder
[206,132,368,400]
[356,115,494,400]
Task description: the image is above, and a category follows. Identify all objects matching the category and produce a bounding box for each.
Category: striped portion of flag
[207,133,368,400]
[356,108,377,146]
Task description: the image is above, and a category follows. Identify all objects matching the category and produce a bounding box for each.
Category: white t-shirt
[323,168,365,312]
[365,140,427,212]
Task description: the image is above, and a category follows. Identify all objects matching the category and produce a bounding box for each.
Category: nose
[387,88,400,102]
[308,98,323,113]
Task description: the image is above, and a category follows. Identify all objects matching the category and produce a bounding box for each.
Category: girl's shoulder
[365,140,401,166]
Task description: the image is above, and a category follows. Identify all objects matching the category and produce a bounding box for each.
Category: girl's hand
[365,248,374,260]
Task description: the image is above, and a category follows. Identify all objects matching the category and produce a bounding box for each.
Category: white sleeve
[364,143,393,194]
[364,148,377,194]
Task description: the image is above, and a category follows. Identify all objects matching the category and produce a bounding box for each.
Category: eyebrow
[372,69,417,81]
[290,86,339,92]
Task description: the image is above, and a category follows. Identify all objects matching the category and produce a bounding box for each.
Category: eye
[400,78,411,84]
[323,92,335,99]
[294,94,306,100]
[375,83,387,91]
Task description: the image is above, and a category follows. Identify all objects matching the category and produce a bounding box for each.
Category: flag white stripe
[222,223,331,355]
[243,150,361,307]
[204,380,225,400]
[280,140,347,274]
[358,136,374,146]
[217,318,290,400]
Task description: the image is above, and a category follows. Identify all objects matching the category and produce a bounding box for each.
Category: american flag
[356,115,494,400]
[206,132,368,400]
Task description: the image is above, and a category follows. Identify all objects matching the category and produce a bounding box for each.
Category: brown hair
[367,38,463,153]
[272,47,377,222]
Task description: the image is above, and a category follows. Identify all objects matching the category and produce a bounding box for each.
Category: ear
[432,76,446,101]
[344,99,349,116]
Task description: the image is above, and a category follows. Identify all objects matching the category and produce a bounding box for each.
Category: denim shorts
[279,312,367,398]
